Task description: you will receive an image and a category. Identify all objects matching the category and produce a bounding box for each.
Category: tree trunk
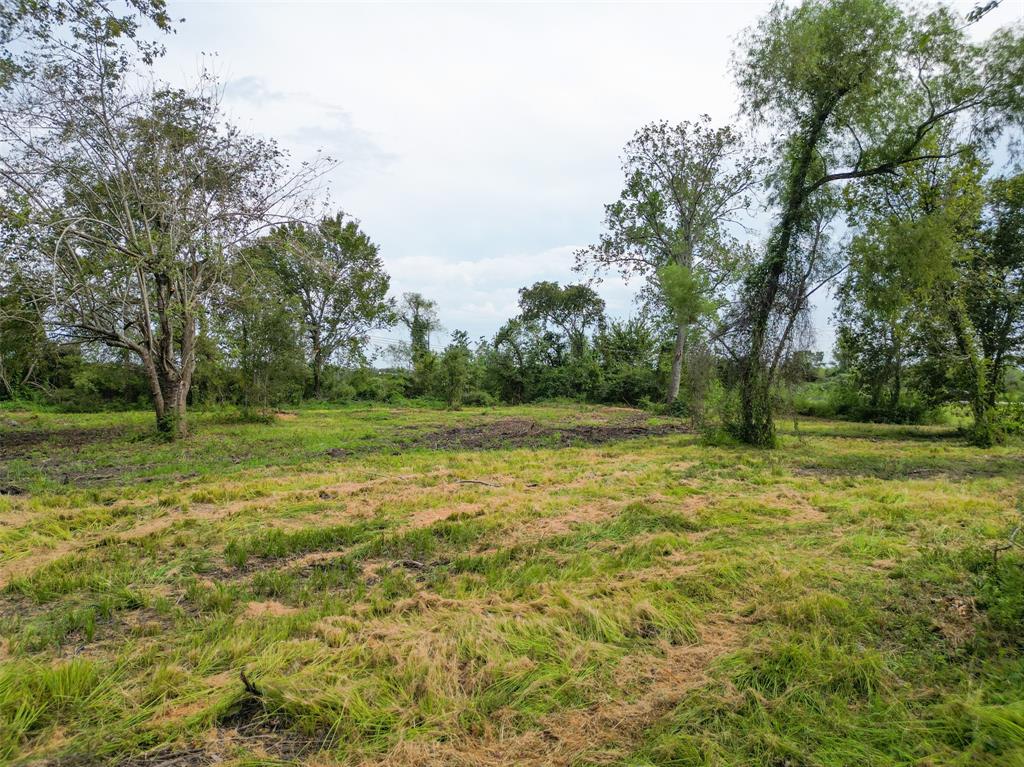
[153,373,188,438]
[889,331,902,417]
[737,105,832,447]
[948,299,998,447]
[666,322,688,404]
[140,298,196,440]
[312,357,323,399]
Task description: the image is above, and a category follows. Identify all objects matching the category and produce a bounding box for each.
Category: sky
[156,0,1024,356]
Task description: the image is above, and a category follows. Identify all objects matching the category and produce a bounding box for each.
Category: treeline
[1,0,1023,445]
[0,275,723,420]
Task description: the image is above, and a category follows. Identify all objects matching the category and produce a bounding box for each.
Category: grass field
[1,404,1023,766]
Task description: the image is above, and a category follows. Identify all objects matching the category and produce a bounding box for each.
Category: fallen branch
[992,523,1023,566]
[455,479,501,488]
[240,669,262,697]
[392,559,427,570]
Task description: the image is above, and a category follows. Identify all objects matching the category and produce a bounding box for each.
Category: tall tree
[256,213,394,398]
[0,44,328,436]
[577,117,759,404]
[845,142,1022,444]
[730,0,1024,446]
[517,281,605,356]
[971,172,1024,407]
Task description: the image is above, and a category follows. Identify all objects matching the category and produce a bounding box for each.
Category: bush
[995,402,1024,437]
[792,375,935,424]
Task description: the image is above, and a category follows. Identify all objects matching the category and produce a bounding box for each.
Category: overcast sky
[158,0,1023,355]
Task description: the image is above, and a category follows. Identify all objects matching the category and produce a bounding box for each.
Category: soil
[0,426,124,460]
[402,416,690,452]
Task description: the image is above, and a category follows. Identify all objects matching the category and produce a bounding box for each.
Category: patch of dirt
[0,426,124,461]
[406,502,485,529]
[370,415,691,453]
[0,541,84,590]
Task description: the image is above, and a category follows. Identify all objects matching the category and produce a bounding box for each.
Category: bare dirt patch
[383,416,691,453]
[0,426,125,460]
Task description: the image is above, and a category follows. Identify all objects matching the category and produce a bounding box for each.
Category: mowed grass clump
[0,403,1022,765]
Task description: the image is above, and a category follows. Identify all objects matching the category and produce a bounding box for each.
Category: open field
[1,404,1023,766]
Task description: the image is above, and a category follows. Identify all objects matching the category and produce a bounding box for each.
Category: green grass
[0,403,1022,766]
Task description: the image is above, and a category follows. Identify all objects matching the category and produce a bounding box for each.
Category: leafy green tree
[219,262,306,415]
[844,141,1022,444]
[0,269,52,398]
[971,172,1024,406]
[256,213,394,398]
[593,316,660,405]
[731,0,1024,446]
[517,281,605,356]
[578,117,759,404]
[1,0,173,88]
[835,233,920,420]
[397,292,441,358]
[486,318,536,404]
[436,330,472,408]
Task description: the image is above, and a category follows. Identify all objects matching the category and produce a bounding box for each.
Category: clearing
[0,404,1022,766]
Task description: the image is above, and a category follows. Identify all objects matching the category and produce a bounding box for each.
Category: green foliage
[731,0,1024,446]
[517,281,605,355]
[435,332,473,409]
[253,213,394,398]
[657,264,718,326]
[593,317,661,405]
[220,263,307,415]
[397,293,441,359]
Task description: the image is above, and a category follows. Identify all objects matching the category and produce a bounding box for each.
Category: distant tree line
[1,0,1023,446]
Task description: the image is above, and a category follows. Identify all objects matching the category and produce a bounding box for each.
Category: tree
[256,213,394,398]
[593,316,661,406]
[219,261,307,415]
[844,140,1023,444]
[730,0,1024,446]
[835,230,921,420]
[577,117,759,404]
[971,172,1024,408]
[436,330,472,408]
[397,292,441,358]
[0,43,328,437]
[0,271,52,398]
[517,281,605,356]
[1,0,173,89]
